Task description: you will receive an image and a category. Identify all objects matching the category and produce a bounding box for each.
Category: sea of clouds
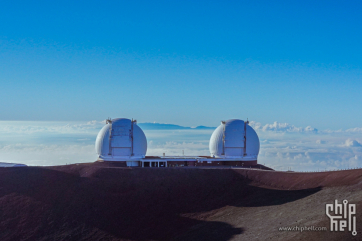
[0,120,361,171]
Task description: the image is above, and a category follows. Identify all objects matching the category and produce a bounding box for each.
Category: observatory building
[209,119,259,164]
[95,118,147,166]
[96,118,260,167]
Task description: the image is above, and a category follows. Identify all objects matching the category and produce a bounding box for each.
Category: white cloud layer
[0,120,106,134]
[249,121,318,133]
[1,120,362,172]
[344,139,362,147]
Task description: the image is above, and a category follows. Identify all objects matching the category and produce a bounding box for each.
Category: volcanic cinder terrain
[0,162,361,241]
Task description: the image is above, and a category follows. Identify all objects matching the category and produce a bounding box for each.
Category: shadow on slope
[0,166,321,241]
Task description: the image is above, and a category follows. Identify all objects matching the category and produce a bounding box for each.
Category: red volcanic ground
[0,163,361,241]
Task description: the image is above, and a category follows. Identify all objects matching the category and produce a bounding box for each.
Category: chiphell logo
[326,199,357,236]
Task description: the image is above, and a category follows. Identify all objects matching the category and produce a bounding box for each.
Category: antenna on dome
[106,118,112,124]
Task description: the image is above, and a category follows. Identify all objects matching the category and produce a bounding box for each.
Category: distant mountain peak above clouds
[191,126,216,129]
[137,123,189,130]
[137,123,215,130]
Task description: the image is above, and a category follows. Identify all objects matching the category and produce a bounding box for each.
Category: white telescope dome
[209,119,259,159]
[95,118,147,160]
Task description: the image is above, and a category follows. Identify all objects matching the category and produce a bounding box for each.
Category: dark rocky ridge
[0,163,361,240]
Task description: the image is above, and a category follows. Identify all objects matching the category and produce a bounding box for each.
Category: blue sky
[1,1,362,129]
